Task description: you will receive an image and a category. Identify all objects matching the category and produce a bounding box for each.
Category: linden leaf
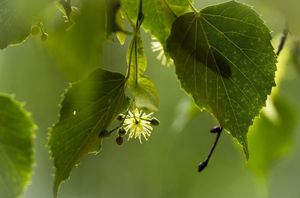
[171,97,199,133]
[248,95,297,178]
[48,68,128,197]
[127,31,159,111]
[121,0,191,50]
[46,0,107,80]
[289,41,300,75]
[55,0,72,21]
[166,1,277,157]
[0,0,46,49]
[106,0,124,35]
[0,95,35,198]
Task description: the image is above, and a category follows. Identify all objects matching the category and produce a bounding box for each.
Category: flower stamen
[121,108,158,143]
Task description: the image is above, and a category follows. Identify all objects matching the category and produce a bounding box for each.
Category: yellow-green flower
[123,108,154,143]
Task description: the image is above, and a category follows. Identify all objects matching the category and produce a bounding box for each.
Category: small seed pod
[118,128,126,136]
[116,114,125,121]
[210,126,222,133]
[150,118,160,126]
[116,136,123,145]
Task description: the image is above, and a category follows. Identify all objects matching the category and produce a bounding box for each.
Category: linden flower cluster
[120,108,159,144]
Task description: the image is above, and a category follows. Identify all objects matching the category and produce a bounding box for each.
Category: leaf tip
[240,135,250,160]
[53,176,61,198]
[244,145,250,160]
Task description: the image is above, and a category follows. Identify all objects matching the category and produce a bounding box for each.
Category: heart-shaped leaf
[0,95,35,198]
[0,0,46,49]
[248,95,297,178]
[48,68,128,197]
[121,0,191,50]
[167,1,277,157]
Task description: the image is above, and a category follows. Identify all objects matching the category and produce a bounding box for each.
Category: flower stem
[188,0,198,13]
[198,126,222,172]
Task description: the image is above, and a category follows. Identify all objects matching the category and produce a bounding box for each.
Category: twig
[276,26,289,56]
[198,125,223,172]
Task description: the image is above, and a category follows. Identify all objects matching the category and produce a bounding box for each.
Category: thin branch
[276,26,289,56]
[126,38,135,80]
[134,36,139,86]
[198,126,222,172]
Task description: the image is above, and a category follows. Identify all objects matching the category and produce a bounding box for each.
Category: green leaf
[166,1,277,157]
[46,0,107,80]
[48,68,128,197]
[171,97,199,133]
[289,41,300,75]
[105,0,127,45]
[106,0,123,34]
[248,95,297,178]
[0,94,35,198]
[127,31,159,111]
[55,0,72,21]
[121,0,190,50]
[0,0,46,49]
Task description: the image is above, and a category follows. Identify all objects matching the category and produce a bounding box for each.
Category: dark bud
[116,114,125,121]
[138,0,144,22]
[116,136,123,145]
[210,126,223,133]
[118,128,126,136]
[150,118,160,126]
[198,161,208,172]
[138,12,144,23]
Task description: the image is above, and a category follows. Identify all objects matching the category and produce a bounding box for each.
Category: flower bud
[118,128,126,136]
[150,118,160,126]
[116,114,125,121]
[116,136,123,145]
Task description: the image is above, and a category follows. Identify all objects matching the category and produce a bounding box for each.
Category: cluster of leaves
[1,0,298,197]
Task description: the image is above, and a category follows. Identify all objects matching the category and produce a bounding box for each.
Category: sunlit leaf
[46,0,106,80]
[121,0,191,50]
[48,68,128,197]
[166,1,277,157]
[0,0,46,49]
[106,0,123,34]
[248,34,298,178]
[248,95,297,177]
[171,97,199,133]
[106,0,127,45]
[289,41,300,75]
[127,31,159,111]
[0,95,35,198]
[55,0,72,21]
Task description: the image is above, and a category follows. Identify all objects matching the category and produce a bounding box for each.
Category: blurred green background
[1,0,300,198]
